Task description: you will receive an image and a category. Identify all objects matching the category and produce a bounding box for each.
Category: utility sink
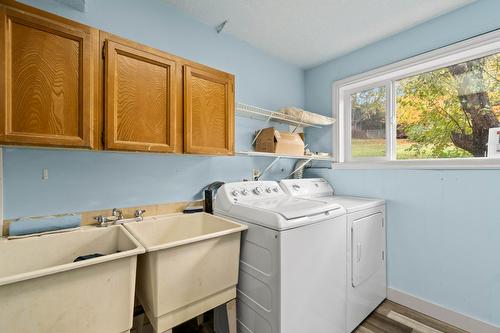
[0,225,145,333]
[124,212,247,333]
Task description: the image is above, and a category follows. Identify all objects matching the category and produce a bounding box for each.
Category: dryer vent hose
[291,159,312,179]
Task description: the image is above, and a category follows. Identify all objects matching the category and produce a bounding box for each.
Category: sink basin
[124,212,247,332]
[0,225,145,333]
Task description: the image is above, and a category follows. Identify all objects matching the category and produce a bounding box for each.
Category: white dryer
[214,180,347,333]
[280,178,386,333]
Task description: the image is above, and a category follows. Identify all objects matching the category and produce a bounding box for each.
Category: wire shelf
[236,103,330,128]
[236,151,335,161]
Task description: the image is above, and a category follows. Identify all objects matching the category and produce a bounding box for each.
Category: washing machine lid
[237,196,341,220]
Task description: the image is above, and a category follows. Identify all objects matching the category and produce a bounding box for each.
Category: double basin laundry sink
[125,213,247,332]
[0,212,247,333]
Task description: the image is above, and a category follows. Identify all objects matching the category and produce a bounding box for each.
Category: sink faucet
[134,209,146,222]
[94,208,124,227]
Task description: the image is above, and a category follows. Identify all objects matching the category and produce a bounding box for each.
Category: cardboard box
[255,127,305,156]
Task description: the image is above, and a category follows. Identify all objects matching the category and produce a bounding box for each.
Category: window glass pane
[350,86,387,158]
[396,53,500,159]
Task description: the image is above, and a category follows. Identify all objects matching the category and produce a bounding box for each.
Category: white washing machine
[214,180,347,333]
[280,178,387,333]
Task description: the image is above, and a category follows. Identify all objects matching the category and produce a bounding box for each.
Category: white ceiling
[165,0,475,68]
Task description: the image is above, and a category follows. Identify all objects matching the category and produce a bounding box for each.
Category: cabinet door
[0,5,98,148]
[104,38,177,152]
[184,65,234,155]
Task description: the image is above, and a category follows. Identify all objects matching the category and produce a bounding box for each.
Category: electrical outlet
[252,169,261,180]
[42,168,49,180]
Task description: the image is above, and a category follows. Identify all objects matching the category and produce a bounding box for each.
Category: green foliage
[396,53,499,158]
[349,53,499,159]
[351,87,386,133]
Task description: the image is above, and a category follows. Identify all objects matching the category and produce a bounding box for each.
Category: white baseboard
[387,288,500,333]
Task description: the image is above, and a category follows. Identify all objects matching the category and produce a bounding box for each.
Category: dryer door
[352,212,384,287]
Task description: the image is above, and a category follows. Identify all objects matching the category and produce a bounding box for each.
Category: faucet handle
[112,208,123,219]
[94,215,108,227]
[134,209,146,220]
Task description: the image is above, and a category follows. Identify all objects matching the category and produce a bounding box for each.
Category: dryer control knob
[265,187,272,193]
[231,190,240,197]
[272,186,280,192]
[241,189,249,196]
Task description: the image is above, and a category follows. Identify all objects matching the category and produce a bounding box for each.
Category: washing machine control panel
[219,181,284,203]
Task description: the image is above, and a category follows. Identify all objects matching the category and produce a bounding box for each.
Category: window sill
[332,158,500,170]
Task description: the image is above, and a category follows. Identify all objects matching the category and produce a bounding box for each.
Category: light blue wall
[305,0,500,326]
[6,0,500,326]
[4,0,305,218]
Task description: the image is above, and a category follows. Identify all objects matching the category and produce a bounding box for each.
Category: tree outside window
[348,53,500,160]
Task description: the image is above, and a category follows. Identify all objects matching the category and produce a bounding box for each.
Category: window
[350,86,387,158]
[335,30,500,165]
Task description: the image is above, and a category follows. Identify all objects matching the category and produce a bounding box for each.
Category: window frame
[343,81,393,162]
[333,29,500,169]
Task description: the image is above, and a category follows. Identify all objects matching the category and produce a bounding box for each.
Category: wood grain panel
[184,65,234,155]
[10,21,80,136]
[191,75,226,148]
[104,38,177,152]
[0,5,98,148]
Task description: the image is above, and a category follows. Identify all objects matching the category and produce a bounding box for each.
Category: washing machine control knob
[265,187,272,193]
[231,190,240,197]
[292,184,301,191]
[254,187,264,195]
[272,186,280,192]
[241,189,249,196]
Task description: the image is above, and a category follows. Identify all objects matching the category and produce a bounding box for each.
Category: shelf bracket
[287,157,314,178]
[290,115,305,134]
[251,116,273,146]
[256,156,281,180]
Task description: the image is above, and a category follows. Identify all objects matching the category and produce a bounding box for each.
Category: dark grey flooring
[148,299,469,333]
[353,300,468,333]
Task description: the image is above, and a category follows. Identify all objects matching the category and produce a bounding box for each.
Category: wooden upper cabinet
[0,4,98,148]
[0,1,234,155]
[184,65,234,155]
[103,35,178,152]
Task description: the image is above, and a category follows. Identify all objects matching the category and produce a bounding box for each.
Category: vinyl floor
[353,300,468,333]
[164,299,469,333]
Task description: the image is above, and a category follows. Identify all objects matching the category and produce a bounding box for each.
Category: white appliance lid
[323,196,384,213]
[236,196,341,220]
[280,178,384,213]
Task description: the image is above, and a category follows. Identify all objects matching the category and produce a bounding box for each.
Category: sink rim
[0,225,145,287]
[124,212,247,253]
